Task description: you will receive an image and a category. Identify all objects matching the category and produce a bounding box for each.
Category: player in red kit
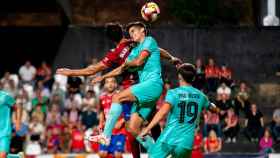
[56,23,181,158]
[98,77,126,158]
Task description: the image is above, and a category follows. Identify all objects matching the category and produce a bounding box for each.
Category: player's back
[158,86,209,149]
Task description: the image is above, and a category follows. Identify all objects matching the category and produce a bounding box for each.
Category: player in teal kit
[90,21,163,148]
[140,63,219,158]
[0,90,21,158]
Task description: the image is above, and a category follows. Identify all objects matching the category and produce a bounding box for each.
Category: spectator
[217,83,231,101]
[36,80,51,98]
[270,108,280,141]
[18,61,36,85]
[46,126,60,154]
[59,113,71,153]
[25,135,42,158]
[10,104,29,154]
[223,108,239,143]
[81,105,98,129]
[194,58,206,91]
[1,71,18,97]
[69,122,85,153]
[203,110,222,138]
[192,129,204,158]
[259,128,273,154]
[244,103,264,142]
[204,130,222,154]
[31,89,49,114]
[69,106,79,124]
[216,94,233,120]
[46,104,61,125]
[31,105,45,123]
[50,94,64,113]
[16,88,32,112]
[219,64,232,87]
[232,82,251,116]
[65,92,81,110]
[28,116,45,143]
[205,58,220,93]
[81,90,97,111]
[67,76,82,94]
[36,61,53,89]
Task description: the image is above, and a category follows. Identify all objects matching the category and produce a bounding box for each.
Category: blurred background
[0,0,280,158]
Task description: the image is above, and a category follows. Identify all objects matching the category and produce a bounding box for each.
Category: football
[141,2,160,22]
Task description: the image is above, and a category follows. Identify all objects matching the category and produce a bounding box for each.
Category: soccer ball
[141,2,160,22]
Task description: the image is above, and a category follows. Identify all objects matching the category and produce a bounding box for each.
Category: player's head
[104,77,118,93]
[177,63,196,85]
[105,22,123,43]
[126,21,147,42]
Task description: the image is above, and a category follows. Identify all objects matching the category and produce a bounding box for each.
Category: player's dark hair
[126,21,147,35]
[177,63,196,83]
[105,23,123,43]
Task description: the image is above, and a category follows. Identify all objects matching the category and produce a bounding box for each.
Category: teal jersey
[127,36,162,83]
[0,90,15,138]
[158,86,209,149]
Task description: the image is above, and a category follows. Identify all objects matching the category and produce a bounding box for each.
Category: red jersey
[101,40,138,88]
[205,65,220,78]
[70,129,85,150]
[99,92,126,135]
[192,133,203,158]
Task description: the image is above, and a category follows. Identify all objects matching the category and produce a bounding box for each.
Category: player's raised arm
[91,64,126,84]
[56,61,108,77]
[159,48,182,66]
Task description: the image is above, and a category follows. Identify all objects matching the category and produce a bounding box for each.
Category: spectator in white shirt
[217,82,231,100]
[19,61,36,85]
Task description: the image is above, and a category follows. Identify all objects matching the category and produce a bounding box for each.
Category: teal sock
[103,102,122,137]
[136,135,155,152]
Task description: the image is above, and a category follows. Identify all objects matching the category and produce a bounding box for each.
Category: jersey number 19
[178,101,198,124]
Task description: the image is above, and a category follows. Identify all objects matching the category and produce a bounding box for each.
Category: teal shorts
[149,141,192,158]
[130,80,163,120]
[0,136,11,153]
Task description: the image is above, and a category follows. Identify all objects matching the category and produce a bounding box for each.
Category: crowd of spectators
[1,58,279,157]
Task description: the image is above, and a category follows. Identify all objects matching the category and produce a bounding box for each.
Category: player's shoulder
[145,36,155,42]
[190,87,208,99]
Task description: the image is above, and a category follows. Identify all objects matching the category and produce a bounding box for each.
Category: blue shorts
[0,136,11,153]
[122,102,133,121]
[99,134,126,154]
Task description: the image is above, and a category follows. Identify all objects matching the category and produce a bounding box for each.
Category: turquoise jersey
[0,90,15,138]
[158,86,209,149]
[127,36,162,83]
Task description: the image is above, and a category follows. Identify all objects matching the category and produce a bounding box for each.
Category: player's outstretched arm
[159,48,182,66]
[56,61,108,76]
[139,102,172,138]
[91,64,126,84]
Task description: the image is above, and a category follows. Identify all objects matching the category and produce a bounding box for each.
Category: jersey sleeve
[164,90,176,107]
[203,95,210,110]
